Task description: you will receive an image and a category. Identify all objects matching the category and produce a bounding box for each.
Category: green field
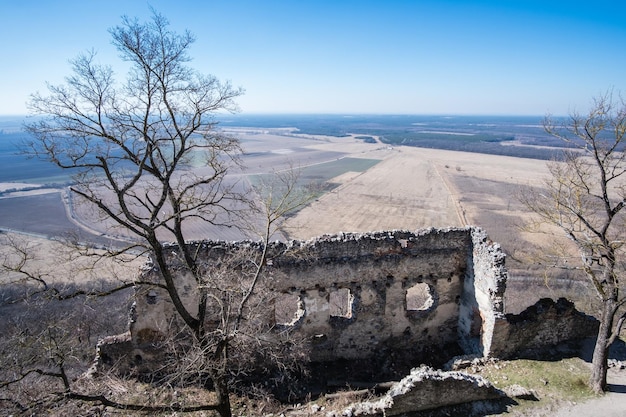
[249,157,380,191]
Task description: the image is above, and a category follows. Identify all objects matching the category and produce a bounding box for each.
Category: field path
[431,161,468,226]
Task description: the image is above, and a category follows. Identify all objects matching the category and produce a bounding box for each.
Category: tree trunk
[212,373,232,417]
[589,299,615,393]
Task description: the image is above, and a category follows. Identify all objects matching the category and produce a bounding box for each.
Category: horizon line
[0,112,555,119]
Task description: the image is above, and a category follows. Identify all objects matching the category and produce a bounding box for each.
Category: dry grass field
[281,141,551,237]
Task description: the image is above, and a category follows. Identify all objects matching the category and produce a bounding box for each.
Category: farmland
[0,115,592,312]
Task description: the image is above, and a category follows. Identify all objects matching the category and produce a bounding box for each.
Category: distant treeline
[378,132,563,160]
[220,114,567,160]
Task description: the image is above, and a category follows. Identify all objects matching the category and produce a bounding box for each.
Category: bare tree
[520,92,626,393]
[22,11,315,416]
[142,167,317,413]
[0,232,140,415]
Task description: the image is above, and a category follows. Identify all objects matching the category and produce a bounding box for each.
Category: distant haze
[1,1,625,116]
[0,114,567,186]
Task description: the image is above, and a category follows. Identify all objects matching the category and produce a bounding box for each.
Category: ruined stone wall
[341,366,503,416]
[120,227,508,374]
[98,225,600,380]
[459,230,508,356]
[490,297,599,359]
[263,228,472,365]
[94,225,605,412]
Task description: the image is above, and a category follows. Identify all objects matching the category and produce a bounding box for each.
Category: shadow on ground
[406,397,518,417]
[607,383,626,393]
[578,337,626,363]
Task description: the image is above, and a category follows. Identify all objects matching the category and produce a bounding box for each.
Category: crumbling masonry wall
[109,227,507,373]
[98,226,600,379]
[93,225,603,414]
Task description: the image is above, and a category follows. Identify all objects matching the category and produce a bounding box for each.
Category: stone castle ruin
[98,226,598,407]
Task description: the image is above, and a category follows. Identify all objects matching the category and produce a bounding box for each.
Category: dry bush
[0,284,132,416]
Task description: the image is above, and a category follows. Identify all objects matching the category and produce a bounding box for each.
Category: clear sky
[1,0,625,116]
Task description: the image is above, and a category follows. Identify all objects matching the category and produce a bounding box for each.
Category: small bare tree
[0,232,138,415]
[152,167,317,411]
[22,11,315,416]
[520,92,626,393]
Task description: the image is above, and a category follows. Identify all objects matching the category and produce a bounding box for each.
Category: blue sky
[1,0,625,116]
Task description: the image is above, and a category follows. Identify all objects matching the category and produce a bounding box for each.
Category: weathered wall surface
[262,228,474,364]
[92,226,608,416]
[460,231,508,356]
[107,227,507,374]
[490,297,599,359]
[98,226,596,380]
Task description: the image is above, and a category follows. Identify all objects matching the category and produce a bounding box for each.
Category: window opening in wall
[274,293,304,326]
[406,283,435,312]
[329,288,354,319]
